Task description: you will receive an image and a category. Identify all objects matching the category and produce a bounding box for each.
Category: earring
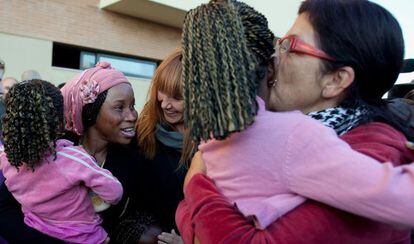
[267,79,277,88]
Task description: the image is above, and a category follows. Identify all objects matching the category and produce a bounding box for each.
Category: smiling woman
[86,83,137,146]
[61,62,141,238]
[62,61,138,165]
[110,49,193,244]
[157,91,184,132]
[0,62,141,243]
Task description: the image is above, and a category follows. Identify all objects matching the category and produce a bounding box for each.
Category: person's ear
[321,66,354,99]
[267,56,277,87]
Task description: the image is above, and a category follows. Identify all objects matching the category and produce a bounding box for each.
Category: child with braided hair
[177,0,414,241]
[0,79,122,243]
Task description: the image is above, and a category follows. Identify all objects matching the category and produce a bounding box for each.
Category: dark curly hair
[3,79,64,170]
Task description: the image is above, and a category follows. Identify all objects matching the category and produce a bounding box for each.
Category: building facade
[0,0,300,109]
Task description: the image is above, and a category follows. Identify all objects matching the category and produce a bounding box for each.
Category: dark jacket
[133,140,186,232]
[386,98,414,140]
[0,183,63,243]
[101,142,141,234]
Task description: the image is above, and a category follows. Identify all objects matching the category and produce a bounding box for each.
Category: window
[80,51,96,70]
[53,43,158,79]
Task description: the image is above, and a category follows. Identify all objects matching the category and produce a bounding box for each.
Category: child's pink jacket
[0,139,123,243]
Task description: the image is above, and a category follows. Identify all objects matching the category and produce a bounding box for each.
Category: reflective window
[97,54,157,79]
[53,42,158,79]
[80,51,96,70]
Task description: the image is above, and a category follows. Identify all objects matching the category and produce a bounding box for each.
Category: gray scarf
[155,123,183,149]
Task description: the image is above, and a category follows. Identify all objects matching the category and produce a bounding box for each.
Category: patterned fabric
[307,106,369,136]
[61,61,130,135]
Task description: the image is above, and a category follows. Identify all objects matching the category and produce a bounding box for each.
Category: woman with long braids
[0,79,123,243]
[177,0,414,242]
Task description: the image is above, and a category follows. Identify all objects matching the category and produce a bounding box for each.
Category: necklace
[79,143,111,212]
[100,158,106,168]
[79,143,107,168]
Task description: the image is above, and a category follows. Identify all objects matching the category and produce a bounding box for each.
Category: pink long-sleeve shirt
[200,97,414,229]
[0,139,123,243]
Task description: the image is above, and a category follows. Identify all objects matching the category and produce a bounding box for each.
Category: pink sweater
[0,139,123,243]
[200,97,414,229]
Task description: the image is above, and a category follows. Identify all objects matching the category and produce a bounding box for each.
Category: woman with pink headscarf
[0,62,139,243]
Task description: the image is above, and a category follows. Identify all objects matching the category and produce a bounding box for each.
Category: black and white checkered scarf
[307,106,370,136]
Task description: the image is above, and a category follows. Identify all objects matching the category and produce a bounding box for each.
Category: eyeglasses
[275,35,336,61]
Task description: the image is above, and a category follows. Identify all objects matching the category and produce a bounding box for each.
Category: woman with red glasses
[276,35,336,61]
[177,0,414,243]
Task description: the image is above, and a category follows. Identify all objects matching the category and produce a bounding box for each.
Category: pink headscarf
[61,61,130,135]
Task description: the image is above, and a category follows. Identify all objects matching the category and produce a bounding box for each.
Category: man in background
[386,59,414,146]
[0,59,5,81]
[21,69,41,81]
[388,59,414,99]
[0,77,18,98]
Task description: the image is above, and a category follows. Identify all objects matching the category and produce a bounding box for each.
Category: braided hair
[3,79,64,170]
[182,0,274,142]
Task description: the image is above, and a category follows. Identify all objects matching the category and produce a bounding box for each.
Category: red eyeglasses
[276,35,336,61]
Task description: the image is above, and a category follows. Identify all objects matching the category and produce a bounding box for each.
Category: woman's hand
[183,151,207,192]
[157,229,183,244]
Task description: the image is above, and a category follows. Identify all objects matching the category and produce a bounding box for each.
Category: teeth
[122,128,135,132]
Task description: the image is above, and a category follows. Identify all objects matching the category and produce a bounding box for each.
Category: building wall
[0,0,185,111]
[0,0,304,111]
[152,0,302,37]
[0,0,181,60]
[242,0,301,37]
[0,33,151,111]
